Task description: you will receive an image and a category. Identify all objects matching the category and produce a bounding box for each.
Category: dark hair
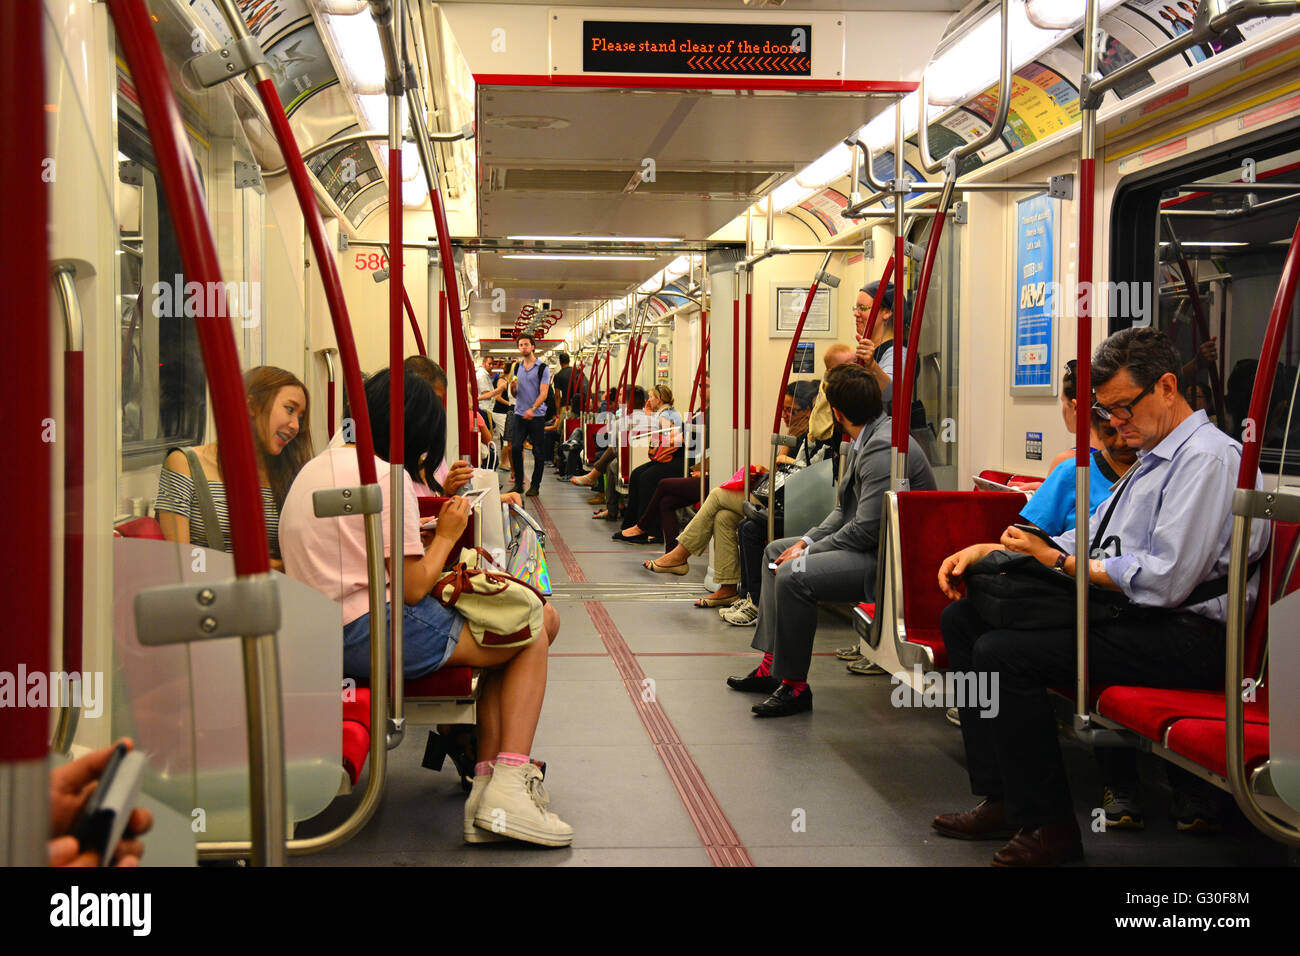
[245,365,314,510]
[516,332,535,348]
[792,379,819,413]
[559,352,570,366]
[404,355,447,396]
[633,385,648,407]
[862,280,911,327]
[1092,327,1180,391]
[784,383,797,396]
[365,369,447,490]
[823,363,882,426]
[1062,359,1077,401]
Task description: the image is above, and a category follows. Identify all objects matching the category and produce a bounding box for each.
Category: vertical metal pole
[732,266,742,482]
[387,0,406,739]
[743,269,753,501]
[1075,0,1099,722]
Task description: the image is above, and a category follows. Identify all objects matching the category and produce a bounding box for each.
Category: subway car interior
[8,0,1300,885]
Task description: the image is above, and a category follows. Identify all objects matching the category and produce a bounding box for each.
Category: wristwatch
[1053,552,1068,572]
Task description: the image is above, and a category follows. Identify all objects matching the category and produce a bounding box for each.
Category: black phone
[1012,523,1067,553]
[70,743,146,865]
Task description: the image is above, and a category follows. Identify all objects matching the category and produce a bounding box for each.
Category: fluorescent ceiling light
[664,256,692,280]
[770,177,818,213]
[356,94,406,135]
[377,142,422,182]
[1024,0,1128,30]
[507,235,681,242]
[401,175,428,207]
[857,93,926,153]
[796,143,852,190]
[501,254,656,261]
[1159,241,1248,247]
[324,12,387,95]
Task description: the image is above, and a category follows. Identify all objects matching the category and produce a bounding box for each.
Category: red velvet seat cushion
[1097,686,1270,741]
[1164,718,1271,778]
[894,492,1027,666]
[355,667,474,698]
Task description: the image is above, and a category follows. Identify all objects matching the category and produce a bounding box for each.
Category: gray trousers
[751,536,875,681]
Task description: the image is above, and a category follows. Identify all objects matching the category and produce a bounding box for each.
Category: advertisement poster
[1012,194,1057,394]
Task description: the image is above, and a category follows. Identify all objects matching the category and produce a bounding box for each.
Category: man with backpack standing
[510,333,551,497]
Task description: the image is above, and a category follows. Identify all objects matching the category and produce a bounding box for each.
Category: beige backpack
[431,547,546,649]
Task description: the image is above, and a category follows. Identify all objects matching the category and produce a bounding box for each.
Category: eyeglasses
[852,304,869,313]
[1092,380,1157,423]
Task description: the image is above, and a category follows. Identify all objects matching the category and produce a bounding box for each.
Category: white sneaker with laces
[722,597,759,626]
[847,657,887,675]
[474,762,574,847]
[835,644,863,661]
[719,596,754,621]
[464,772,509,844]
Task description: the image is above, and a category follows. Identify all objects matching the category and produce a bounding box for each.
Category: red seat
[1164,718,1271,778]
[563,418,580,441]
[894,491,1028,668]
[114,516,164,539]
[1097,685,1270,741]
[342,688,371,786]
[584,422,606,462]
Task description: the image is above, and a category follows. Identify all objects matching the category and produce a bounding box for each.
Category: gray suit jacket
[804,413,936,557]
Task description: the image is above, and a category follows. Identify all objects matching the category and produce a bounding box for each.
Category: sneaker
[945,707,961,727]
[1170,788,1221,833]
[1102,785,1145,830]
[474,762,573,847]
[720,597,759,626]
[847,657,886,676]
[464,773,508,844]
[835,644,863,661]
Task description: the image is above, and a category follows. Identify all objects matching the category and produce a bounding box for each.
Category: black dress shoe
[614,531,651,543]
[726,668,779,695]
[752,683,813,717]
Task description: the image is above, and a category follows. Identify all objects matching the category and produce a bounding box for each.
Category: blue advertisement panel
[1012,195,1057,393]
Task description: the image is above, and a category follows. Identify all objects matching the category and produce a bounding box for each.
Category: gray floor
[292,460,1290,867]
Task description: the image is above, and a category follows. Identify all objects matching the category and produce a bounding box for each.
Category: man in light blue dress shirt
[930,328,1269,866]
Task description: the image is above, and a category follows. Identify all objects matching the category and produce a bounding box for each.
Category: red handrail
[427,186,475,462]
[253,74,377,484]
[401,284,427,357]
[110,0,268,574]
[773,285,819,434]
[1239,210,1300,486]
[895,211,950,449]
[689,332,711,417]
[2,0,51,766]
[862,256,895,344]
[890,235,908,451]
[438,289,447,370]
[64,350,84,675]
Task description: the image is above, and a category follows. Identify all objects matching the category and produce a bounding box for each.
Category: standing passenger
[509,333,551,497]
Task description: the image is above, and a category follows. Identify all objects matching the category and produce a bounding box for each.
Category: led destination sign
[583,21,812,76]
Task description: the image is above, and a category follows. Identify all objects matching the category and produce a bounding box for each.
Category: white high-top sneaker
[474,762,574,847]
[464,773,509,844]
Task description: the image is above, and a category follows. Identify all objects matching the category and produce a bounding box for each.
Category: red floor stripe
[536,498,753,866]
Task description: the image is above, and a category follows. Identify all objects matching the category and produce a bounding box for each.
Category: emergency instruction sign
[1012,194,1058,395]
[583,21,812,75]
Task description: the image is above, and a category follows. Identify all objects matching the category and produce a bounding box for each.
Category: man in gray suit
[728,363,936,716]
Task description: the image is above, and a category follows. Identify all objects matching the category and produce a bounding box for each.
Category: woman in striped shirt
[155,365,314,570]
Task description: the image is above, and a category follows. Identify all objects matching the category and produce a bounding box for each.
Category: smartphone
[1012,523,1067,552]
[70,744,147,865]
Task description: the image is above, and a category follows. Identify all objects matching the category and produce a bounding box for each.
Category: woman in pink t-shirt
[280,368,573,847]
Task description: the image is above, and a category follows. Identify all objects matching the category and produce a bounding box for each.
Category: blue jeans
[342,595,464,681]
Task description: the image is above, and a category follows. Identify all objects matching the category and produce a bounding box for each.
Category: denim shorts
[342,595,464,681]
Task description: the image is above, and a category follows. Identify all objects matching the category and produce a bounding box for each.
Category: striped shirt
[155,466,282,559]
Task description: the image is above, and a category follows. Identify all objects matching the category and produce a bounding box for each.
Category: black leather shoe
[932,799,1016,841]
[991,821,1084,867]
[509,485,524,495]
[752,683,813,717]
[726,668,779,695]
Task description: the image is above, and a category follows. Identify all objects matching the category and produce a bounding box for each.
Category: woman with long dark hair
[156,365,313,569]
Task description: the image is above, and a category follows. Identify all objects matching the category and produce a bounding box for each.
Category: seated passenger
[728,364,936,715]
[807,343,855,442]
[156,365,313,571]
[405,356,473,497]
[931,328,1268,866]
[612,385,683,534]
[594,385,648,521]
[280,368,571,847]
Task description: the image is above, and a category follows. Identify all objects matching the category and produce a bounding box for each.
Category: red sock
[474,761,493,778]
[754,653,773,677]
[496,752,529,768]
[782,679,809,696]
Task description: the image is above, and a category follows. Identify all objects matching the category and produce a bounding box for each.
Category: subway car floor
[292,459,1288,867]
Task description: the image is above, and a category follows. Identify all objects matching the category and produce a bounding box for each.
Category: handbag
[431,547,546,648]
[505,504,552,596]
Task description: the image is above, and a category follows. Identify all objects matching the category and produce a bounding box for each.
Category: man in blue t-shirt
[509,333,552,496]
[1019,414,1138,536]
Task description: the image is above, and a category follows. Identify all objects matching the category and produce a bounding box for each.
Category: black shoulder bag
[963,470,1138,630]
